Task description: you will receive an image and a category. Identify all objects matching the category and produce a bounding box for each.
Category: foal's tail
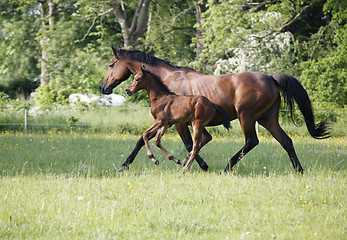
[213,104,231,130]
[271,74,330,139]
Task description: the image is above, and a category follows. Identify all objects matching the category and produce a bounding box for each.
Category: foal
[126,66,230,172]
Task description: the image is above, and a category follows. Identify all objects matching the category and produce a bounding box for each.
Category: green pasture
[0,105,346,137]
[0,130,346,239]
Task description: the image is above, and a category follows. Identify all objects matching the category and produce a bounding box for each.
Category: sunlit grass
[0,131,345,239]
[0,171,345,239]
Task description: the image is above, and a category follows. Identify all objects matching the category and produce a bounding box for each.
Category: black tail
[213,104,231,130]
[271,74,330,139]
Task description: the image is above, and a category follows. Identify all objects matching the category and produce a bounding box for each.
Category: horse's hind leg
[175,123,209,171]
[154,126,181,165]
[225,117,259,173]
[183,129,212,167]
[259,118,303,173]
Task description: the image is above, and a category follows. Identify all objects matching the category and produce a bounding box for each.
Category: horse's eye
[109,63,115,68]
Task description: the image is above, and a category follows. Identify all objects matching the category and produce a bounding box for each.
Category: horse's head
[126,65,148,96]
[100,46,132,95]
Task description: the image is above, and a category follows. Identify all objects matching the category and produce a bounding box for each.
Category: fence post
[24,108,28,132]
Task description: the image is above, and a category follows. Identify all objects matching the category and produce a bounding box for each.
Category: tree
[0,1,40,98]
[1,0,345,110]
[144,0,196,64]
[76,0,151,49]
[193,0,208,58]
[199,1,325,67]
[110,0,151,48]
[76,0,197,64]
[300,0,347,109]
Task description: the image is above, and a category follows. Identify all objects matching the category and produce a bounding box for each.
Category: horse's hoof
[181,166,189,174]
[200,164,208,172]
[224,167,231,174]
[154,160,159,165]
[118,165,129,172]
[297,168,304,175]
[176,159,181,165]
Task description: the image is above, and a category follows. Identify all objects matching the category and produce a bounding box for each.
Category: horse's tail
[271,73,330,139]
[213,104,231,130]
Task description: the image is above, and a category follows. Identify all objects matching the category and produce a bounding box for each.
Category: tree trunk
[111,0,151,48]
[39,0,56,85]
[194,0,208,58]
[39,0,49,85]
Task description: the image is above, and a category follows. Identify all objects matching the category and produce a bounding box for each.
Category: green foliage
[34,49,108,105]
[301,51,347,108]
[0,92,10,105]
[0,4,40,96]
[0,0,346,110]
[34,80,70,106]
[300,0,347,109]
[144,0,196,64]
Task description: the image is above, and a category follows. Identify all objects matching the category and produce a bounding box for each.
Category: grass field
[0,130,346,239]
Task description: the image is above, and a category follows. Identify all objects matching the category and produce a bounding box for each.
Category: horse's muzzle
[99,84,113,95]
[126,89,133,96]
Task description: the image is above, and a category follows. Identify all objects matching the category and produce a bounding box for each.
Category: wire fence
[0,105,153,133]
[0,104,346,133]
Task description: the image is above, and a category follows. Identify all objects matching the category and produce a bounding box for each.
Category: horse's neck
[143,63,176,82]
[145,78,171,104]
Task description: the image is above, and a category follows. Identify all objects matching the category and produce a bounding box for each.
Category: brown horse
[126,66,230,172]
[100,46,330,173]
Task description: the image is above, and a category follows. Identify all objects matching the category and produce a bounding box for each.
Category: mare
[100,46,330,173]
[126,66,230,172]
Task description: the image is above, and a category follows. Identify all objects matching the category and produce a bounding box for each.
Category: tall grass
[1,171,345,239]
[0,105,346,137]
[0,131,345,176]
[0,107,346,239]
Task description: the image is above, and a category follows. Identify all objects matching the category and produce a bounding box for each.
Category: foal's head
[126,65,149,96]
[126,65,174,97]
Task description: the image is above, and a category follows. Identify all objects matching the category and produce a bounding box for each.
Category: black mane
[117,48,195,71]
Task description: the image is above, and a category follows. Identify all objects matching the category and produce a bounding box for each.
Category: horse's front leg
[174,123,209,171]
[119,131,157,171]
[143,121,163,165]
[154,126,181,165]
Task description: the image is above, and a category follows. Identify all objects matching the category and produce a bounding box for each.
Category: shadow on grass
[0,133,345,177]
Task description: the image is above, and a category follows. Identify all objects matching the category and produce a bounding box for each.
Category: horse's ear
[117,45,121,50]
[111,45,118,58]
[135,65,145,79]
[135,71,143,81]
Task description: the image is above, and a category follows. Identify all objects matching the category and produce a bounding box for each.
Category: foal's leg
[143,121,163,165]
[175,123,209,171]
[154,126,181,165]
[182,123,205,173]
[183,129,212,167]
[119,132,157,171]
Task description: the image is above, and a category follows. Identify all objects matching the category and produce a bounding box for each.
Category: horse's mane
[142,68,175,95]
[117,48,195,71]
